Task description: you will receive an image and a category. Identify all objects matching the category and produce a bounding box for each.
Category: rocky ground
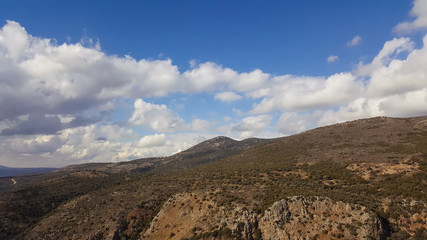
[0,116,426,240]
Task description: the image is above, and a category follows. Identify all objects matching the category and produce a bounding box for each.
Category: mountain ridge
[0,166,57,177]
[0,116,426,240]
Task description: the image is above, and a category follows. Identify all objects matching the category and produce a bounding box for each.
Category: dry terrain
[0,116,426,240]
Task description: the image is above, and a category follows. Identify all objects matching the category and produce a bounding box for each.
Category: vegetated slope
[0,136,270,240]
[0,116,426,240]
[55,136,270,175]
[0,136,268,193]
[149,136,271,174]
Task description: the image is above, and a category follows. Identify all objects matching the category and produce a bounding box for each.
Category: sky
[0,0,427,167]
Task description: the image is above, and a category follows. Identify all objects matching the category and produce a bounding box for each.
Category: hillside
[0,136,269,193]
[0,116,426,240]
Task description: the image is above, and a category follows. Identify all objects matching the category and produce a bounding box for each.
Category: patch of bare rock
[143,193,385,240]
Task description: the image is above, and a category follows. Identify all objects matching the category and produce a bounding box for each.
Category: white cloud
[0,20,30,60]
[189,59,197,68]
[139,133,166,147]
[182,62,237,92]
[189,119,212,131]
[363,36,425,98]
[394,0,427,33]
[319,35,427,125]
[214,91,242,102]
[380,89,427,116]
[0,124,133,166]
[2,17,427,167]
[182,62,269,93]
[0,21,267,134]
[274,32,427,133]
[319,98,384,126]
[250,73,363,114]
[319,89,427,127]
[129,99,185,132]
[129,99,212,132]
[219,115,272,139]
[0,21,182,125]
[230,69,270,92]
[0,123,218,167]
[357,37,413,77]
[7,135,65,155]
[276,112,322,135]
[327,55,339,63]
[347,36,362,47]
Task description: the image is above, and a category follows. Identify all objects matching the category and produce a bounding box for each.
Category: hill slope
[0,116,426,240]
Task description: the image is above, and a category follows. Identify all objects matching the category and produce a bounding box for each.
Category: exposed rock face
[260,196,385,240]
[230,209,259,239]
[143,193,385,240]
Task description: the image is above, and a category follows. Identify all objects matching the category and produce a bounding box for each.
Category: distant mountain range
[0,165,57,177]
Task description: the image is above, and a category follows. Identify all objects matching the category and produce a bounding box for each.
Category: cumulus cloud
[129,99,211,132]
[0,123,216,167]
[0,20,30,59]
[0,21,269,136]
[327,55,339,63]
[214,91,242,102]
[319,98,383,126]
[189,119,212,131]
[319,34,427,126]
[363,37,425,98]
[394,0,427,33]
[1,114,63,136]
[138,133,166,147]
[230,69,270,92]
[181,62,268,93]
[250,73,363,114]
[182,62,237,92]
[357,37,414,78]
[0,20,182,131]
[2,16,427,167]
[6,135,65,155]
[129,99,186,132]
[347,36,362,46]
[318,90,427,127]
[277,112,322,135]
[269,31,427,132]
[217,115,272,139]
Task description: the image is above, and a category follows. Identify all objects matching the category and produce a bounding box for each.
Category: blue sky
[1,0,412,75]
[1,0,427,167]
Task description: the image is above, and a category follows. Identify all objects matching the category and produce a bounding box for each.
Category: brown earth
[1,116,426,240]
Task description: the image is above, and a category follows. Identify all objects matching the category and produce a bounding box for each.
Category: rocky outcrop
[143,193,386,240]
[231,210,259,239]
[260,196,385,240]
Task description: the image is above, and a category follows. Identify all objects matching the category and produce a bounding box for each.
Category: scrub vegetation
[0,116,426,239]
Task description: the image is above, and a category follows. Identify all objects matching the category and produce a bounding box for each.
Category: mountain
[0,136,269,193]
[148,136,271,174]
[53,136,270,175]
[0,165,57,177]
[0,116,426,240]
